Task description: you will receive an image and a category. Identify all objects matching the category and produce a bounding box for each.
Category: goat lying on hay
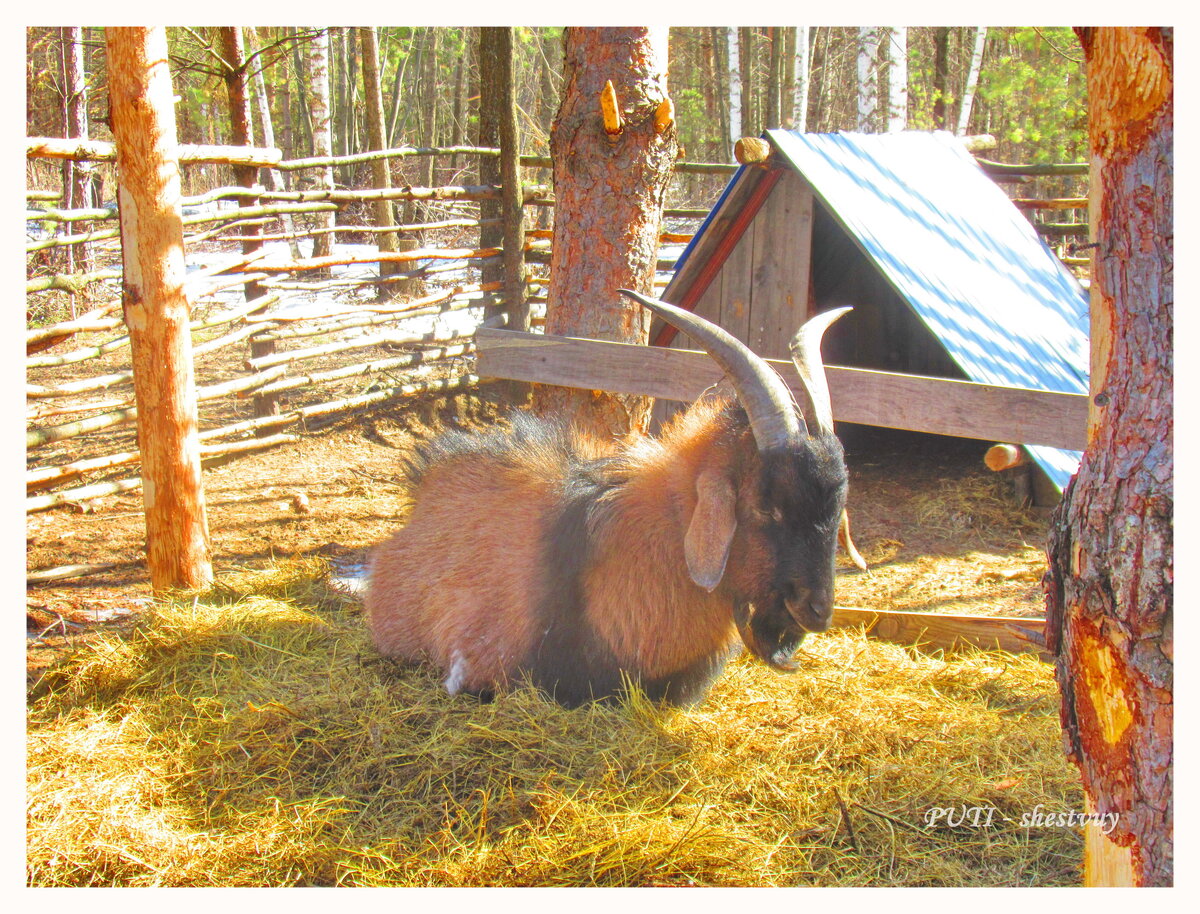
[367,291,864,706]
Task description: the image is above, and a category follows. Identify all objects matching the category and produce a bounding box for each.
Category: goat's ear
[684,468,737,592]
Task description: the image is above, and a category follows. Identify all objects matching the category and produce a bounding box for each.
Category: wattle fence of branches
[26,136,1088,540]
[25,140,733,536]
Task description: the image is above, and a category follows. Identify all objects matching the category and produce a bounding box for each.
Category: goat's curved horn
[789,306,852,437]
[620,289,801,450]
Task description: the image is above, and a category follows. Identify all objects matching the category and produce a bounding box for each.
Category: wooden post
[106,27,213,592]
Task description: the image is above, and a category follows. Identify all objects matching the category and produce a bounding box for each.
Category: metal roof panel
[766,130,1089,490]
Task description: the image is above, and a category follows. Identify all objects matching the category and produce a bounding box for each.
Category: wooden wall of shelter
[649,159,1060,505]
[651,165,963,423]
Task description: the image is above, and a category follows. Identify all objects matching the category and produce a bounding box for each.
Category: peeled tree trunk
[106,27,213,592]
[538,27,678,437]
[1044,27,1172,887]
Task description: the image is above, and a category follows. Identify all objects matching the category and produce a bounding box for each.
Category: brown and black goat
[366,291,862,707]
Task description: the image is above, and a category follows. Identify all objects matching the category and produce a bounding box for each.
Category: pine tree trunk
[477,27,506,311]
[419,28,440,219]
[247,27,301,260]
[535,27,677,438]
[1045,26,1173,887]
[217,27,277,422]
[765,27,782,129]
[106,26,213,592]
[738,27,756,138]
[60,25,94,282]
[359,25,419,299]
[933,27,950,131]
[288,28,314,155]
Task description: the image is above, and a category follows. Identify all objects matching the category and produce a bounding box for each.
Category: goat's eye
[770,506,785,524]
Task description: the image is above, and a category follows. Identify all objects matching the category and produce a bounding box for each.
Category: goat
[365,291,862,707]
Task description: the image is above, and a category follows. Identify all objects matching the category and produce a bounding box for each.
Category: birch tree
[792,25,810,131]
[956,26,988,135]
[307,28,336,263]
[886,26,907,132]
[727,26,742,154]
[857,27,881,131]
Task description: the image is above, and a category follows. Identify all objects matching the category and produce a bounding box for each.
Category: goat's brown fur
[367,375,848,705]
[367,394,760,697]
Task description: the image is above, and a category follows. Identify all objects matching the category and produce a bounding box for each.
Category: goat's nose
[784,588,833,632]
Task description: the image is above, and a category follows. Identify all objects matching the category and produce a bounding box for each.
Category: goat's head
[620,290,854,672]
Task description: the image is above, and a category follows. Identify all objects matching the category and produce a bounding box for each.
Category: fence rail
[26,136,1087,522]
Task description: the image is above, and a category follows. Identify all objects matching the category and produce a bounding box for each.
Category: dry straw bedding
[27,559,1082,887]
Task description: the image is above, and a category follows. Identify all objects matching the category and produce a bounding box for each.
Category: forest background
[24,26,1089,208]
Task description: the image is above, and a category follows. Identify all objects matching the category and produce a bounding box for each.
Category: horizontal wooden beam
[27,136,282,167]
[474,329,1088,451]
[829,606,1049,660]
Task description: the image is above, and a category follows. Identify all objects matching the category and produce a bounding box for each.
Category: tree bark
[217,27,276,422]
[765,27,782,130]
[105,26,213,592]
[217,27,264,302]
[793,26,810,131]
[246,27,301,260]
[359,26,418,299]
[306,28,336,265]
[494,28,528,332]
[419,28,440,219]
[1044,26,1173,887]
[933,27,951,130]
[535,27,678,437]
[725,27,740,158]
[477,28,505,310]
[956,27,988,136]
[738,27,756,138]
[886,26,908,132]
[60,26,94,280]
[857,27,881,132]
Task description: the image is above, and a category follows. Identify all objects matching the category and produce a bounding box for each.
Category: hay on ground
[27,559,1082,887]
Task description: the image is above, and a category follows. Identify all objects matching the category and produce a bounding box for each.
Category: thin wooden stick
[252,343,473,397]
[245,325,478,371]
[27,562,121,583]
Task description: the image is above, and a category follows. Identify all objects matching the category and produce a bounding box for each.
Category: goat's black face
[734,435,848,670]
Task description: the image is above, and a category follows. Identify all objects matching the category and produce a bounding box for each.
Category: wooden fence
[26,136,1087,526]
[25,139,733,520]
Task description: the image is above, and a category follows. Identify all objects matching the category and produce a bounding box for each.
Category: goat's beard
[733,601,806,672]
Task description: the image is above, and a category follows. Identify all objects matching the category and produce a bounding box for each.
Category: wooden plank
[651,167,776,345]
[748,170,814,358]
[474,329,1088,450]
[721,207,755,346]
[829,606,1050,660]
